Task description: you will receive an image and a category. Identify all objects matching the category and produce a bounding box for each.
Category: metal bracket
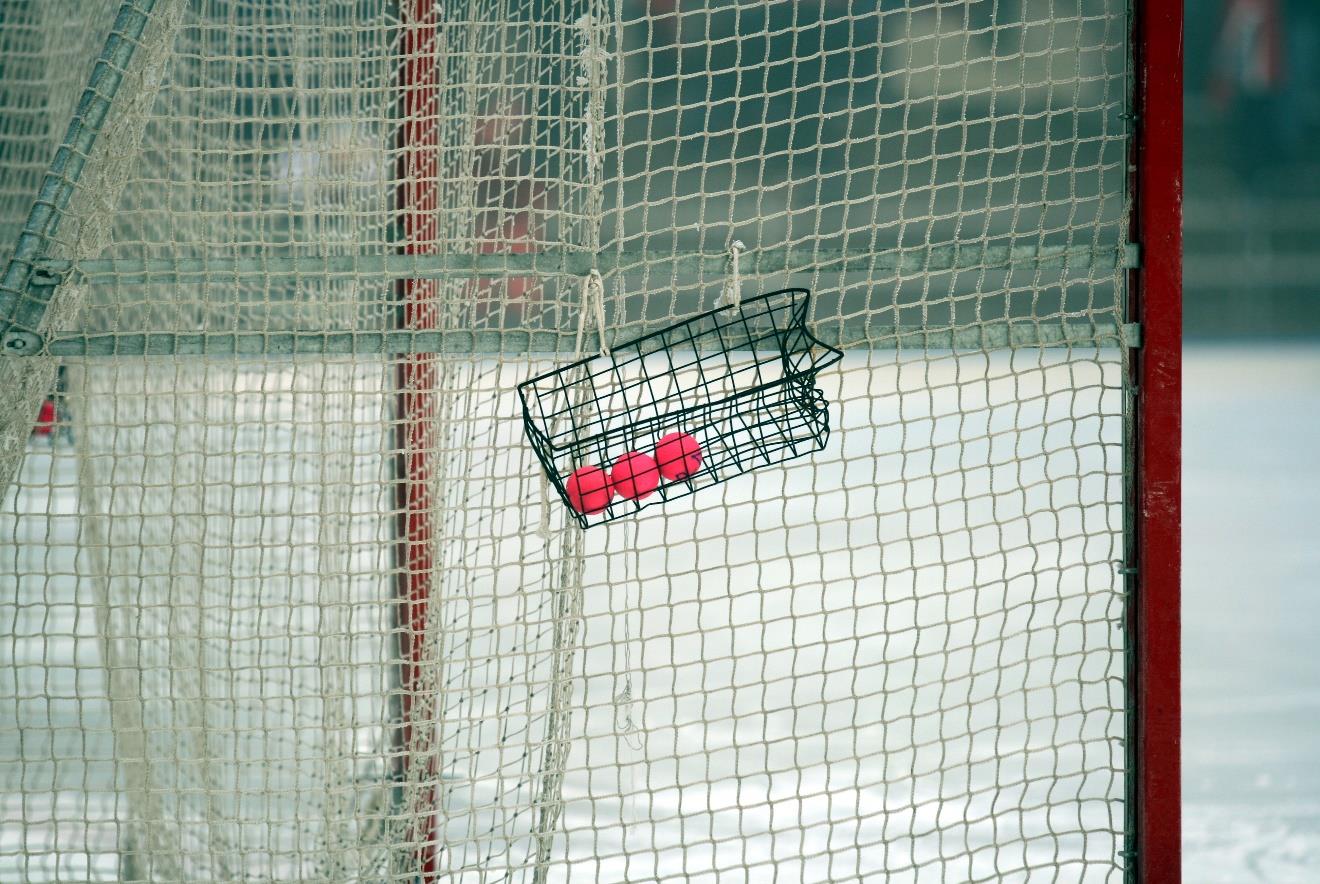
[1,330,42,355]
[28,270,62,300]
[0,271,62,356]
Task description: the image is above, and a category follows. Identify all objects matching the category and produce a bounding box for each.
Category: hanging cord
[722,238,746,309]
[537,13,610,544]
[576,11,608,243]
[535,477,556,542]
[613,516,644,751]
[538,270,611,541]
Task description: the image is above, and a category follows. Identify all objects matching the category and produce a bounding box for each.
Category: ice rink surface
[0,344,1313,881]
[1182,345,1320,883]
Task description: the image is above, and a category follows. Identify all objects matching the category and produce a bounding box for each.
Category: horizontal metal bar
[42,320,1138,357]
[39,242,1137,284]
[851,319,1140,350]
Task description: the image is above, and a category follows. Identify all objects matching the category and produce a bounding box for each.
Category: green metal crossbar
[36,320,1138,358]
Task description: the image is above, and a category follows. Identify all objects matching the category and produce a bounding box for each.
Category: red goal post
[1132,1,1183,881]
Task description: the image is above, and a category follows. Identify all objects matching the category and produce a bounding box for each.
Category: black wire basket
[519,287,844,528]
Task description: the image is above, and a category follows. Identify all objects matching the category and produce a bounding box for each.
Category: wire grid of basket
[519,288,843,528]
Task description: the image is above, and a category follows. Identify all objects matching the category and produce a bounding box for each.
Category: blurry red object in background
[32,399,55,436]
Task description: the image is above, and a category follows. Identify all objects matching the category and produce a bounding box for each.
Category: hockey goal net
[0,1,1178,881]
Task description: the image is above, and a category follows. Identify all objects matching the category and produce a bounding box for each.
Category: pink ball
[654,432,702,481]
[565,464,613,514]
[610,451,661,501]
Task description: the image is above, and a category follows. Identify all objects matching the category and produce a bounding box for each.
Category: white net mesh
[0,1,1134,881]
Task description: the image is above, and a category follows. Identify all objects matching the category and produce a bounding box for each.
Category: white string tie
[724,238,746,309]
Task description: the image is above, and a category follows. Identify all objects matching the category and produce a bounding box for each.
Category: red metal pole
[1132,1,1182,881]
[396,1,441,877]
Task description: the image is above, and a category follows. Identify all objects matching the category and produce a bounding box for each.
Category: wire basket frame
[519,288,844,528]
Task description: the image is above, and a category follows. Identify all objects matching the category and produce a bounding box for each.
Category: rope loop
[575,268,610,357]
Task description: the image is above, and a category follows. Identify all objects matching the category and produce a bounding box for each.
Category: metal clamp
[0,270,60,356]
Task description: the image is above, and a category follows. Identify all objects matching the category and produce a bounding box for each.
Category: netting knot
[613,677,643,749]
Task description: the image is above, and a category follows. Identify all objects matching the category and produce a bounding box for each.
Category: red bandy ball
[565,464,614,515]
[654,432,702,481]
[610,451,661,501]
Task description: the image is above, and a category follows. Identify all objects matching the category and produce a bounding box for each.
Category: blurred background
[1185,0,1320,337]
[1182,0,1320,881]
